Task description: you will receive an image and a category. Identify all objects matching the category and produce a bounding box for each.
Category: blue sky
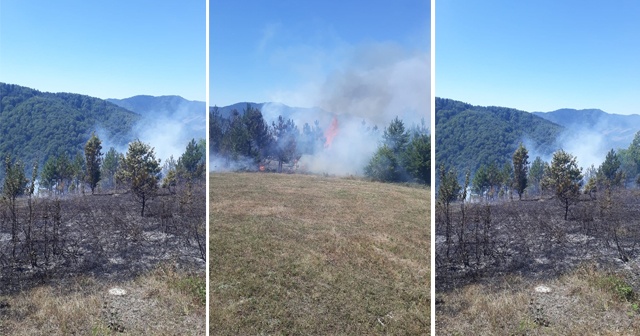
[0,1,205,101]
[210,0,430,114]
[437,1,640,115]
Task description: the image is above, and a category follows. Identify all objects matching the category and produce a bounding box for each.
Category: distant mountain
[436,97,564,179]
[532,108,640,151]
[211,102,265,119]
[211,101,370,129]
[107,95,206,136]
[107,95,204,118]
[0,83,140,170]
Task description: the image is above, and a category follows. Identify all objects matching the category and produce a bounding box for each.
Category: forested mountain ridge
[0,83,140,170]
[436,97,564,178]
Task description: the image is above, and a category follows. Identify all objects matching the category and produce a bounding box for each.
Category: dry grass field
[210,172,430,335]
[0,264,205,335]
[437,264,640,335]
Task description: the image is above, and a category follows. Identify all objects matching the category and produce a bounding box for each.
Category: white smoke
[209,154,257,173]
[94,100,205,164]
[318,43,430,127]
[265,42,430,176]
[558,128,607,171]
[299,119,379,176]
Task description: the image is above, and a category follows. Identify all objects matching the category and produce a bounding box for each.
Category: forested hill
[436,97,563,178]
[0,83,140,170]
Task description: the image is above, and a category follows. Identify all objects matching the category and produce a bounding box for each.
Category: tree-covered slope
[436,97,563,178]
[0,83,140,168]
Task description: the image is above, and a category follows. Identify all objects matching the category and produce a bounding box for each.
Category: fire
[259,165,265,172]
[324,116,339,148]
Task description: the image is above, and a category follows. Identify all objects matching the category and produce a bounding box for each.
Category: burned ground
[436,189,640,334]
[0,183,205,335]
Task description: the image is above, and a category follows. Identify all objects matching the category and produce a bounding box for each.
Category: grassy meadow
[210,172,430,335]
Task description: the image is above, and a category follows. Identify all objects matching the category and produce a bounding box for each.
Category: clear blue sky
[210,0,430,109]
[437,1,640,115]
[0,1,205,101]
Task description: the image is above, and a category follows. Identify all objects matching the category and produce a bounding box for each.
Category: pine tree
[177,138,205,181]
[84,133,103,194]
[472,164,490,197]
[528,156,546,196]
[598,148,623,188]
[243,105,271,162]
[271,116,298,173]
[403,133,430,184]
[40,152,72,194]
[383,116,410,155]
[71,152,86,193]
[512,143,529,200]
[3,154,28,257]
[364,144,400,182]
[221,110,250,161]
[210,106,223,155]
[101,147,121,191]
[543,149,583,220]
[117,140,162,217]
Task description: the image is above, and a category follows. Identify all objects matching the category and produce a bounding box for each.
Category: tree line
[436,131,640,281]
[439,130,640,220]
[210,104,340,172]
[210,104,430,184]
[2,135,206,217]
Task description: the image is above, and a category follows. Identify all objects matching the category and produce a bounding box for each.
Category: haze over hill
[532,108,640,166]
[436,98,640,180]
[107,95,206,161]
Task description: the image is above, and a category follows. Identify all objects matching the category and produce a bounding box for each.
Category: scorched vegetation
[436,138,640,334]
[0,135,206,335]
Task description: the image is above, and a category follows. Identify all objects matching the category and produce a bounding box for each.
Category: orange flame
[259,165,265,172]
[324,116,339,148]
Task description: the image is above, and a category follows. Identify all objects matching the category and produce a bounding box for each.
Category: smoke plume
[267,42,430,176]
